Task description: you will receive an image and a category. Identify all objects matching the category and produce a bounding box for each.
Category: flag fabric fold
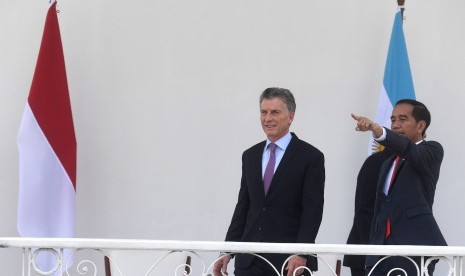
[17,1,76,273]
[369,8,416,154]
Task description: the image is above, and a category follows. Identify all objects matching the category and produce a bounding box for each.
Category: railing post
[28,247,32,276]
[21,248,26,276]
[421,256,425,276]
[60,248,64,275]
[456,256,459,276]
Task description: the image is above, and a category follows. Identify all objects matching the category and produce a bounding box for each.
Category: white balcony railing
[0,237,464,276]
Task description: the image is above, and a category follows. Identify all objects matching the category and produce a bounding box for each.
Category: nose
[391,120,400,129]
[263,112,272,121]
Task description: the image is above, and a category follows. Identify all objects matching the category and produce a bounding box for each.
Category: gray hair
[259,87,296,113]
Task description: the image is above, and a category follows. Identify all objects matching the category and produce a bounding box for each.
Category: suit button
[262,207,267,211]
[258,227,262,231]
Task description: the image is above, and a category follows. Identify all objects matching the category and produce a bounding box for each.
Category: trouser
[234,256,312,276]
[234,256,279,276]
[350,267,366,276]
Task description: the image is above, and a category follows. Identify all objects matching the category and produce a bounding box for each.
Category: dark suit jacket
[366,128,447,267]
[225,133,325,272]
[343,150,391,270]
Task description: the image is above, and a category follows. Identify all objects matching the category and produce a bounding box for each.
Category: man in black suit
[213,87,325,276]
[343,149,391,276]
[352,99,447,276]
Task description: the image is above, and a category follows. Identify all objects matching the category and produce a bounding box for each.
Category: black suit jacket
[225,133,325,272]
[343,150,391,270]
[366,128,447,267]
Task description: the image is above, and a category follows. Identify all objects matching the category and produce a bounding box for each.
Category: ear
[417,120,426,135]
[289,112,295,124]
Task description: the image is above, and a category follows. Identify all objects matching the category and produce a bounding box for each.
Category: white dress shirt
[262,132,292,178]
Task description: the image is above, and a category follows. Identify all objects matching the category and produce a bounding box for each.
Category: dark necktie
[385,155,401,239]
[263,143,277,195]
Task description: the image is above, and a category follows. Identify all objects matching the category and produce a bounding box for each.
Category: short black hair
[259,87,296,113]
[395,99,431,136]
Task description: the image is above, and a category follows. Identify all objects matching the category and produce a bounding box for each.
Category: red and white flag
[17,1,76,273]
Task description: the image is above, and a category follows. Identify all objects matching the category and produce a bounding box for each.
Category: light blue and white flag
[369,8,416,154]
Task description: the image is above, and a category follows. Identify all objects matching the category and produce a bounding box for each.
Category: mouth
[264,124,276,130]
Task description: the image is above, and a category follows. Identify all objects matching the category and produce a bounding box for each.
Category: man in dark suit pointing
[352,99,447,276]
[213,87,325,276]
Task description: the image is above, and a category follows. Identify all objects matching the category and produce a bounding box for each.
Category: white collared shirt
[262,132,292,178]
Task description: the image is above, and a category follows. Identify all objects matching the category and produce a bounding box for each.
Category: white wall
[1,0,464,275]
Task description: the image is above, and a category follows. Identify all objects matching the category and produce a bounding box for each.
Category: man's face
[391,103,425,143]
[260,97,294,142]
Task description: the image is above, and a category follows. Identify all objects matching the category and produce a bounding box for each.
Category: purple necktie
[263,143,277,195]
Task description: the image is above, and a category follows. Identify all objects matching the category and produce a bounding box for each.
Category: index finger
[351,113,361,121]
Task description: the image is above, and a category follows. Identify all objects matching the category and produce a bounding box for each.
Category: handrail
[1,237,465,257]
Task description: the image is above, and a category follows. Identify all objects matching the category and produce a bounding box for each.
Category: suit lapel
[380,155,406,195]
[386,141,424,194]
[378,156,395,197]
[389,158,405,193]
